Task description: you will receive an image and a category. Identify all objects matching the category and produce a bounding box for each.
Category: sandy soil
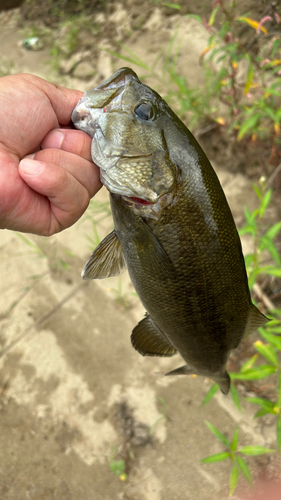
[0,4,280,500]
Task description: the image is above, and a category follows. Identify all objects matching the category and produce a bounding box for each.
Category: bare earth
[0,6,280,500]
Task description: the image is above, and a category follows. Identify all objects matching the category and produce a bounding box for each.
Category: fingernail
[19,159,44,176]
[41,130,64,149]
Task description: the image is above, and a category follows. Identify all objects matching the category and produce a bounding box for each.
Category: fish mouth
[121,196,154,207]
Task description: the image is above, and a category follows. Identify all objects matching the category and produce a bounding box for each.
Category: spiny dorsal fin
[82,230,126,280]
[244,303,269,337]
[131,315,177,357]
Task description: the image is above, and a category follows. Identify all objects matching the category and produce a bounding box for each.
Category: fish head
[72,68,178,217]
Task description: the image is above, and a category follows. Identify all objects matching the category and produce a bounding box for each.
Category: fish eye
[134,102,154,121]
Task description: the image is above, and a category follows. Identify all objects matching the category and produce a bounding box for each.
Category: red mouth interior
[129,197,152,205]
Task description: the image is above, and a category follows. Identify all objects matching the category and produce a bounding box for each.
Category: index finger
[41,129,93,162]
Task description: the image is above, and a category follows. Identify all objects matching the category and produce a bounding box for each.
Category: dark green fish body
[72,68,268,394]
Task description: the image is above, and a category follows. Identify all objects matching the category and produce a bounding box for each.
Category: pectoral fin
[110,193,177,281]
[131,315,177,357]
[244,303,269,338]
[81,230,126,280]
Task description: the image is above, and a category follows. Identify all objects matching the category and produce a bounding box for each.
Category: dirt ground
[0,3,281,500]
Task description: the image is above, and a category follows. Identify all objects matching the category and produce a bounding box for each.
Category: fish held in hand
[72,67,268,394]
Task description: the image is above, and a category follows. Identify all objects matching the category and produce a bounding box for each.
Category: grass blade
[201,383,219,406]
[239,445,275,455]
[230,365,276,380]
[254,408,271,418]
[254,341,279,366]
[245,397,275,413]
[229,464,239,496]
[236,456,253,487]
[231,427,239,452]
[239,354,258,373]
[201,451,231,463]
[205,421,231,448]
[230,383,242,411]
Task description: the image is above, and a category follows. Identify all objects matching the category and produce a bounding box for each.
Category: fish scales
[72,67,268,394]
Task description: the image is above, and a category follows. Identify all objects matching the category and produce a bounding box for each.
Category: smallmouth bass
[72,68,268,394]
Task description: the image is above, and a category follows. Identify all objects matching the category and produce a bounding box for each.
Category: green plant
[201,421,275,496]
[200,180,281,495]
[238,180,281,289]
[108,1,281,143]
[194,1,281,140]
[108,446,127,481]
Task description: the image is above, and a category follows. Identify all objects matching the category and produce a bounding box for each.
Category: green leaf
[15,232,44,254]
[244,205,257,225]
[254,342,279,366]
[163,2,181,9]
[259,236,281,266]
[201,383,219,406]
[268,326,281,334]
[201,451,231,463]
[245,397,275,413]
[260,189,272,217]
[277,416,281,452]
[244,254,255,268]
[230,383,242,411]
[229,465,239,496]
[244,62,254,95]
[239,225,256,236]
[184,14,202,23]
[109,459,126,476]
[205,421,231,448]
[253,184,261,200]
[230,365,276,380]
[254,408,272,418]
[264,221,281,240]
[238,114,259,140]
[259,331,281,351]
[102,47,150,71]
[231,427,239,452]
[236,456,253,487]
[239,445,275,455]
[240,354,259,373]
[208,5,220,26]
[264,106,277,122]
[262,267,281,278]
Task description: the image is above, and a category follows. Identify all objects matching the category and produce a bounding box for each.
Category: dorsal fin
[82,230,126,280]
[131,315,177,357]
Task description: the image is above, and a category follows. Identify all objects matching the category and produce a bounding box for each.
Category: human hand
[0,73,102,236]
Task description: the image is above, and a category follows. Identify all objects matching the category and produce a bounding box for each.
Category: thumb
[19,157,90,235]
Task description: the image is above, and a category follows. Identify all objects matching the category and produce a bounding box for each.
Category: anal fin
[244,303,269,338]
[131,315,177,357]
[165,365,193,376]
[166,365,230,395]
[82,230,126,280]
